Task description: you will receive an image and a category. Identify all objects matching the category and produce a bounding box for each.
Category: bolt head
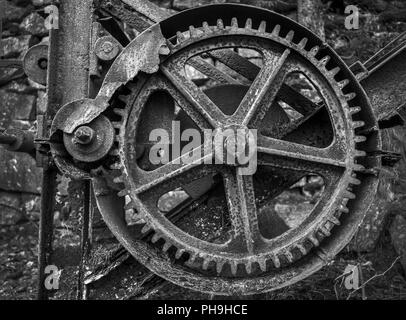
[73,126,95,145]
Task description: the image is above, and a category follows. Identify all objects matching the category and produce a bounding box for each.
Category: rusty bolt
[101,41,114,54]
[95,36,121,61]
[73,126,95,145]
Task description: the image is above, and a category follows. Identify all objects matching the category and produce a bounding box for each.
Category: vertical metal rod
[37,165,57,300]
[37,0,94,300]
[77,180,92,300]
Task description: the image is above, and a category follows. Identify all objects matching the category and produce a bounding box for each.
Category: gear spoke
[257,135,347,170]
[268,104,325,140]
[223,168,263,254]
[161,65,228,129]
[134,145,214,195]
[232,49,290,126]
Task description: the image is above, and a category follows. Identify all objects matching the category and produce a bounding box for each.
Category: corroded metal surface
[66,5,383,295]
[2,0,404,299]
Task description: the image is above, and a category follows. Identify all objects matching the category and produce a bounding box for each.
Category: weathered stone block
[20,12,48,36]
[0,149,42,194]
[1,1,32,23]
[0,192,22,225]
[0,35,37,58]
[0,83,36,122]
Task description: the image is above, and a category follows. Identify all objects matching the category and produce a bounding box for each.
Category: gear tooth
[339,204,350,214]
[330,67,341,77]
[112,121,121,129]
[345,92,357,101]
[350,106,362,115]
[188,253,197,264]
[355,150,367,157]
[217,19,224,30]
[202,21,211,33]
[141,224,152,234]
[230,261,238,275]
[110,162,121,170]
[309,234,320,246]
[175,249,185,260]
[113,176,123,184]
[165,39,175,51]
[296,244,307,255]
[189,25,198,38]
[350,175,362,185]
[245,262,253,274]
[202,259,210,270]
[354,163,365,172]
[271,255,281,268]
[310,46,320,56]
[329,216,341,226]
[216,261,225,274]
[320,55,330,67]
[272,24,281,36]
[113,108,125,117]
[162,241,171,252]
[124,201,135,211]
[344,190,356,199]
[258,259,267,272]
[284,251,294,263]
[176,31,186,42]
[338,79,350,89]
[298,37,308,49]
[109,149,120,156]
[151,233,160,243]
[285,30,295,42]
[319,225,331,237]
[245,18,252,29]
[117,189,127,197]
[258,20,267,32]
[355,135,367,143]
[231,17,238,29]
[353,121,365,129]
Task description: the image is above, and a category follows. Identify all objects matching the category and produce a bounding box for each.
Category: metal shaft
[0,132,17,145]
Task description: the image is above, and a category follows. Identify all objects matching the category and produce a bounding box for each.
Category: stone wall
[0,0,48,228]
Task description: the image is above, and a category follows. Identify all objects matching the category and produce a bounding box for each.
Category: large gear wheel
[95,6,381,295]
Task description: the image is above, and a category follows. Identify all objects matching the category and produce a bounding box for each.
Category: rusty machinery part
[63,114,115,163]
[23,43,49,86]
[95,35,123,61]
[77,5,384,296]
[0,127,36,155]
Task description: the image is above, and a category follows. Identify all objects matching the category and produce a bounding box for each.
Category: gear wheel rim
[101,8,380,295]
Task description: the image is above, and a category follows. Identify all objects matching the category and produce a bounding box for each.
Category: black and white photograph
[0,0,406,307]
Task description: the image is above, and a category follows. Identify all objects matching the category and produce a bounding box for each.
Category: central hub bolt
[213,126,257,167]
[73,126,95,145]
[224,131,249,165]
[102,41,114,54]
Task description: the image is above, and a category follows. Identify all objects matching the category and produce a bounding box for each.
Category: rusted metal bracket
[350,32,406,127]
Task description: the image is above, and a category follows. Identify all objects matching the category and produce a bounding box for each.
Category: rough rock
[0,149,42,194]
[20,12,48,37]
[0,82,36,122]
[0,192,23,225]
[1,1,32,23]
[0,35,38,58]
